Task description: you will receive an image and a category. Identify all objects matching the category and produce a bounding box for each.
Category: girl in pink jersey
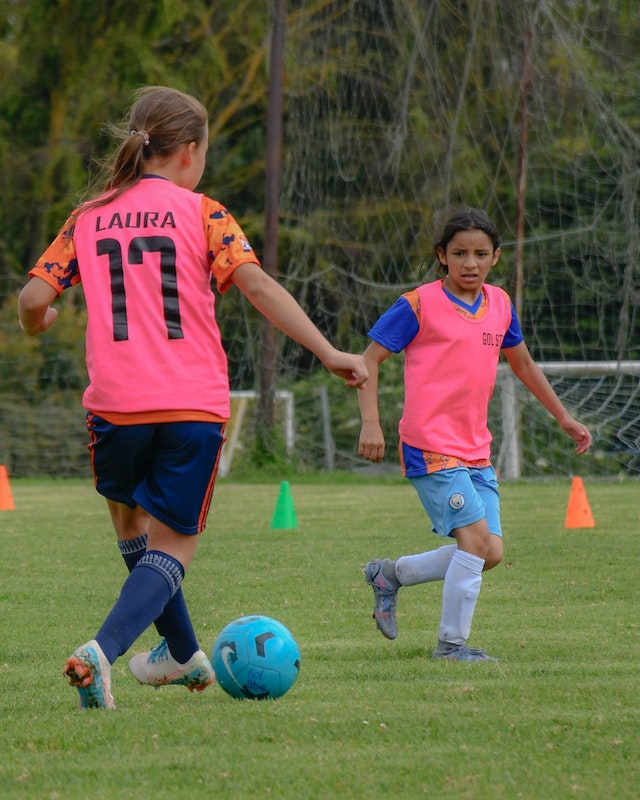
[18,86,368,709]
[358,207,591,661]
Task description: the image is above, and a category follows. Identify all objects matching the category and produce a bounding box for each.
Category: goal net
[245,0,640,479]
[493,362,640,479]
[3,1,640,480]
[219,359,640,480]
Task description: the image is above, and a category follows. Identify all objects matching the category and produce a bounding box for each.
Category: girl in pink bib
[358,207,591,661]
[18,86,368,709]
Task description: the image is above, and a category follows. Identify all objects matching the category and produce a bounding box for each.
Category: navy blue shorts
[87,414,226,535]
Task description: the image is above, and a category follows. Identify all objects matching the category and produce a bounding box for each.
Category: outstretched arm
[503,342,592,454]
[18,277,59,336]
[231,262,368,388]
[357,341,392,462]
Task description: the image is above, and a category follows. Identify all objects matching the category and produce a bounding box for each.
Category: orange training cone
[564,477,594,529]
[0,465,15,511]
[270,481,298,530]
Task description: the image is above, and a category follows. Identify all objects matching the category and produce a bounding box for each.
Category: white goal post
[219,390,295,477]
[217,363,640,479]
[496,361,640,479]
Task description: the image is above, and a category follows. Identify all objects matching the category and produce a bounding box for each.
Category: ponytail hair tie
[130,129,150,146]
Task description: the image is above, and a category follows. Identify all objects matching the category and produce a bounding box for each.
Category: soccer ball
[211,615,301,700]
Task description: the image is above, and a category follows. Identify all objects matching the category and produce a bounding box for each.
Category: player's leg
[433,518,490,658]
[107,500,199,664]
[392,523,502,585]
[363,469,462,640]
[123,421,225,692]
[394,543,457,585]
[63,516,203,708]
[484,530,503,570]
[95,519,200,661]
[370,527,499,635]
[96,510,216,695]
[65,418,223,708]
[64,416,151,709]
[90,416,202,663]
[365,467,503,651]
[432,466,501,661]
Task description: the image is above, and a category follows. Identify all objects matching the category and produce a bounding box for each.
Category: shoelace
[148,639,170,663]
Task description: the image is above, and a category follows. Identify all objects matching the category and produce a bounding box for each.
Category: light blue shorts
[408,466,502,538]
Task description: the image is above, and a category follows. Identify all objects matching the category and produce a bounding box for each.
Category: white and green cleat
[129,639,215,693]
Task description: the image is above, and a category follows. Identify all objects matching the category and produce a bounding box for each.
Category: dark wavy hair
[433,206,501,276]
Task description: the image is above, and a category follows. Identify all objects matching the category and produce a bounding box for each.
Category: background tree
[2,0,640,477]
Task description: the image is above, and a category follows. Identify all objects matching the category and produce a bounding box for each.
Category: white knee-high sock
[438,549,484,646]
[395,544,457,585]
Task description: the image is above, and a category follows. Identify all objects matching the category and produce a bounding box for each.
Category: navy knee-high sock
[118,536,198,663]
[97,550,186,664]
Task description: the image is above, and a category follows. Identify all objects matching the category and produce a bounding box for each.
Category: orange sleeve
[201,196,261,293]
[29,214,81,295]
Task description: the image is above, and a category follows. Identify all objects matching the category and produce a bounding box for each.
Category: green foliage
[0,1,270,291]
[0,293,88,475]
[3,3,640,477]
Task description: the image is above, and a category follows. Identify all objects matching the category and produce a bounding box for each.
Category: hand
[40,306,59,332]
[323,351,369,388]
[561,416,592,455]
[20,305,58,335]
[358,421,386,462]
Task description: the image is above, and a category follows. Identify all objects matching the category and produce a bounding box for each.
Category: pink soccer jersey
[30,177,259,418]
[398,280,513,461]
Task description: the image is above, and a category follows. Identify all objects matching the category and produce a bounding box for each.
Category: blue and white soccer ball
[212,615,301,700]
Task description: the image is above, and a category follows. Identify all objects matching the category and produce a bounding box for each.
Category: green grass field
[1,477,638,799]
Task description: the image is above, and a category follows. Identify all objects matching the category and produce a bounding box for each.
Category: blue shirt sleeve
[368,296,419,353]
[502,301,524,348]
